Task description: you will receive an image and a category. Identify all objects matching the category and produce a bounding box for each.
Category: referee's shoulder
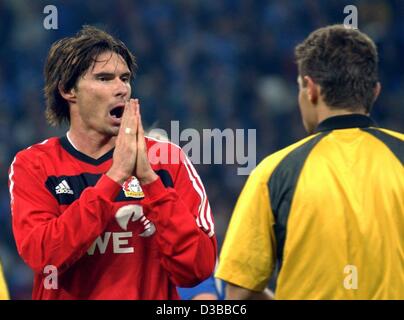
[373,127,404,141]
[251,134,320,182]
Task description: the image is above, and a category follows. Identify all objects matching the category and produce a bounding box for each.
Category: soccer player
[216,25,404,299]
[0,261,9,300]
[8,26,216,299]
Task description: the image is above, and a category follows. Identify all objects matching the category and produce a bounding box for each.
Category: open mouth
[110,106,124,119]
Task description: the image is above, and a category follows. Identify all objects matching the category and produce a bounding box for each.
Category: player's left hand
[134,103,158,185]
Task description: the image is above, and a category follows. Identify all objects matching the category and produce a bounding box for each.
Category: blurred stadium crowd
[0,0,403,299]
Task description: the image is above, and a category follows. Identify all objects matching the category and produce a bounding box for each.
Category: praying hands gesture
[107,98,158,185]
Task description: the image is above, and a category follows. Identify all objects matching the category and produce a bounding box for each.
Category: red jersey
[9,135,216,299]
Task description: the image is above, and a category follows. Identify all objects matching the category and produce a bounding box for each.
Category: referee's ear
[373,82,381,104]
[303,75,320,105]
[58,82,77,104]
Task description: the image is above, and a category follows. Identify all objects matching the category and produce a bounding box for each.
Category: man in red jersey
[8,25,216,300]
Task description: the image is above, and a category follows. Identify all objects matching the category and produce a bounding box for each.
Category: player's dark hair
[44,25,137,126]
[295,25,379,113]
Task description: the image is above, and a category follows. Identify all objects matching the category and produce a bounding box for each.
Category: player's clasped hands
[107,98,158,185]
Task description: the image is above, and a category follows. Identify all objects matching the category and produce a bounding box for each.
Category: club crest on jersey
[122,176,144,198]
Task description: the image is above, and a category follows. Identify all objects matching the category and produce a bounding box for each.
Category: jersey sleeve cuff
[95,174,122,201]
[141,177,168,201]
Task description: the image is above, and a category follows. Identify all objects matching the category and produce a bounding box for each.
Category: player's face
[297,76,317,134]
[73,51,131,137]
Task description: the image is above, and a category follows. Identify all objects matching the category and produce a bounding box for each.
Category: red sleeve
[9,151,121,274]
[141,147,217,287]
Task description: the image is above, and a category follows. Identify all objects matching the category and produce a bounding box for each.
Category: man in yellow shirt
[216,25,403,299]
[0,261,10,300]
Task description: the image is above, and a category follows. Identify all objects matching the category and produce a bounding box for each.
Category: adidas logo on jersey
[55,180,74,195]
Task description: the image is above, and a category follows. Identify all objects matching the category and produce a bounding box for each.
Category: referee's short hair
[295,25,379,113]
[44,25,137,126]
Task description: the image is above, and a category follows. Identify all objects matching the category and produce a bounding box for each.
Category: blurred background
[0,0,403,299]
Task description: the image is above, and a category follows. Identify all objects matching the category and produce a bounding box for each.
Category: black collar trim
[315,114,377,133]
[59,136,114,165]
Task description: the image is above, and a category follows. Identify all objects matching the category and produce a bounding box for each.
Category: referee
[216,25,403,299]
[0,261,9,300]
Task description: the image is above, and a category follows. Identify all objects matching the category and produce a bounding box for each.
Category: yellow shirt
[0,262,10,300]
[216,115,404,299]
